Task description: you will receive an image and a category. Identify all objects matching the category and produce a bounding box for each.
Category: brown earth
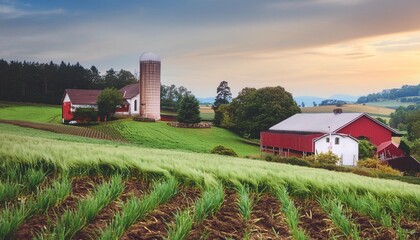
[187,189,245,240]
[74,177,150,240]
[248,193,291,239]
[400,217,420,239]
[349,211,396,240]
[294,198,340,239]
[122,187,201,240]
[14,176,103,239]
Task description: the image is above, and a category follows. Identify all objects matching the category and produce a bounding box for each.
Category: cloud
[0,3,64,19]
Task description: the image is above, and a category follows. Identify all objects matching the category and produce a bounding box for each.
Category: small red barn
[377,141,405,160]
[260,113,401,165]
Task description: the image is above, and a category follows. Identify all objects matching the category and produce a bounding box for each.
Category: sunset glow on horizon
[1,0,419,98]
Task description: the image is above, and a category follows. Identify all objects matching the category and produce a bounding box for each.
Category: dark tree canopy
[212,81,232,110]
[160,84,190,111]
[176,94,201,124]
[97,88,123,119]
[0,59,137,105]
[216,86,301,138]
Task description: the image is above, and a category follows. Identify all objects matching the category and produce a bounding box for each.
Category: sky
[1,0,420,98]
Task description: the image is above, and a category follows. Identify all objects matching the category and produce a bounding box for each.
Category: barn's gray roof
[120,84,139,99]
[269,113,398,134]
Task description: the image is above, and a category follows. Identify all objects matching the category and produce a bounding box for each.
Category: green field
[0,128,419,239]
[0,104,61,123]
[0,102,419,239]
[93,120,260,157]
[365,100,417,109]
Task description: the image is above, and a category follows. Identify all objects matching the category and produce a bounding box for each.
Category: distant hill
[357,84,420,104]
[302,104,394,118]
[294,94,358,107]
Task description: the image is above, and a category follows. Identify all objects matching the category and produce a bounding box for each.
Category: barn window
[335,137,340,145]
[326,137,330,143]
[134,100,137,111]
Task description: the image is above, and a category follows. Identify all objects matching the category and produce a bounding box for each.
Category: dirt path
[294,198,340,239]
[74,177,150,240]
[248,193,291,239]
[121,186,201,240]
[187,189,246,240]
[14,176,103,239]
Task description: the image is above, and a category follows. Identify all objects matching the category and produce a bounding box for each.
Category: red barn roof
[64,89,103,105]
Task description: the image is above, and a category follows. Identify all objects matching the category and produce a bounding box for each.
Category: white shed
[314,134,359,166]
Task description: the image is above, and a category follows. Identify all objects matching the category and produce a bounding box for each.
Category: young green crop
[39,175,124,240]
[99,177,178,240]
[273,186,307,240]
[0,175,71,240]
[236,184,253,221]
[166,182,224,240]
[318,195,359,239]
[0,181,21,204]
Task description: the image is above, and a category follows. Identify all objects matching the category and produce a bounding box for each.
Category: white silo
[139,52,161,120]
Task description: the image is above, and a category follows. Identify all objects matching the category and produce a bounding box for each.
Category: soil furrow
[294,198,340,239]
[121,187,201,240]
[400,218,420,239]
[187,189,245,240]
[74,177,150,240]
[349,211,396,239]
[248,193,291,240]
[14,175,103,239]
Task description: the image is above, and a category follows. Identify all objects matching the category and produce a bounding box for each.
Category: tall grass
[99,177,178,240]
[273,186,307,240]
[318,195,359,239]
[0,175,71,240]
[236,184,253,220]
[166,210,194,240]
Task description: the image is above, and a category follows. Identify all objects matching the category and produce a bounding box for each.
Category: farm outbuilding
[62,52,161,123]
[261,112,401,166]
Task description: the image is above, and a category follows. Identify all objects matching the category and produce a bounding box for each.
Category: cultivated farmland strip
[0,176,71,240]
[120,186,201,240]
[14,175,103,239]
[187,189,246,239]
[40,175,124,239]
[248,192,291,239]
[74,176,150,240]
[99,177,178,240]
[294,197,340,239]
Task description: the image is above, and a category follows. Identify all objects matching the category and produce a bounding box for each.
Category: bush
[358,157,402,176]
[210,145,238,157]
[305,152,340,165]
[266,155,311,167]
[351,168,379,178]
[73,108,98,123]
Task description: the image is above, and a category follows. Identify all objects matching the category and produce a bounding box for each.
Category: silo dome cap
[140,52,160,62]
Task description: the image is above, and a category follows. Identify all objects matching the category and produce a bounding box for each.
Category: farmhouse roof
[377,141,398,152]
[120,84,139,99]
[269,113,400,135]
[64,89,103,105]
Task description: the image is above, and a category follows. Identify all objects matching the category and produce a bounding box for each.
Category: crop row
[0,169,418,240]
[0,119,121,141]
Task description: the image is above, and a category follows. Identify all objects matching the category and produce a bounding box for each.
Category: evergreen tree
[212,81,232,110]
[97,88,123,120]
[177,94,201,124]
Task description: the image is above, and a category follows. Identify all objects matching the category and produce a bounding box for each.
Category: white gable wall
[63,93,70,103]
[315,134,359,166]
[127,94,140,115]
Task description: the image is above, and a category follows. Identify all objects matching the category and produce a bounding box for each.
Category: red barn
[261,112,401,165]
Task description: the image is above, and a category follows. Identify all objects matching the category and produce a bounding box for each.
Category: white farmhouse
[314,134,359,166]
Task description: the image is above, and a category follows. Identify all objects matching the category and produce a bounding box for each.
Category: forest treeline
[0,60,137,104]
[357,84,420,103]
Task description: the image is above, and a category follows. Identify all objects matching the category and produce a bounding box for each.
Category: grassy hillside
[0,104,61,123]
[302,104,394,118]
[365,100,417,109]
[0,103,258,157]
[93,120,260,157]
